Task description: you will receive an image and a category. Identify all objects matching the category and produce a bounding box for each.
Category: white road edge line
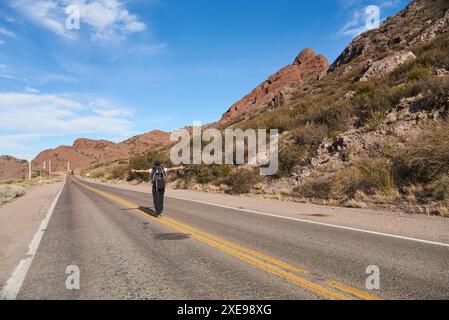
[165,195,449,248]
[80,178,449,249]
[0,177,67,300]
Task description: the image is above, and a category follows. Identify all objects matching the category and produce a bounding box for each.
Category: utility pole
[49,160,52,175]
[67,161,70,173]
[28,160,32,180]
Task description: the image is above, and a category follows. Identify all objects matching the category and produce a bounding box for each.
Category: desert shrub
[429,175,449,202]
[294,176,333,199]
[296,101,352,135]
[0,185,26,204]
[292,124,328,146]
[223,168,262,194]
[109,165,129,180]
[331,158,395,199]
[90,171,105,179]
[394,120,449,183]
[277,144,307,177]
[415,33,449,69]
[406,64,432,81]
[184,165,233,185]
[242,108,294,133]
[365,110,386,131]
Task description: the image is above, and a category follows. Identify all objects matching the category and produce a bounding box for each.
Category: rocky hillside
[0,156,28,181]
[219,48,328,126]
[33,130,171,172]
[172,0,449,216]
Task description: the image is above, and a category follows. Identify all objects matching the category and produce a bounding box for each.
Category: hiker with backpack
[131,162,184,216]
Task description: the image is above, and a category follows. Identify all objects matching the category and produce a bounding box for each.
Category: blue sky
[0,0,409,160]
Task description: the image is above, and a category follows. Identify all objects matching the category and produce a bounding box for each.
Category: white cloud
[0,73,26,81]
[0,92,134,138]
[25,86,40,93]
[11,0,76,39]
[0,26,16,38]
[11,0,146,42]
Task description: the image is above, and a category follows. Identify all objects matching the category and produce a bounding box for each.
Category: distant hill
[33,130,171,172]
[0,156,28,181]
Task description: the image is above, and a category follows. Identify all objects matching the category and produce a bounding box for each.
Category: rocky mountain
[219,48,329,126]
[0,156,28,181]
[33,130,171,172]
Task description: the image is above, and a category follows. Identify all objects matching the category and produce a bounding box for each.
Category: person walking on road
[132,162,183,217]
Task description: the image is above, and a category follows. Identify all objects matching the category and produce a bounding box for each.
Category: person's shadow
[121,206,158,217]
[121,207,191,240]
[139,206,158,217]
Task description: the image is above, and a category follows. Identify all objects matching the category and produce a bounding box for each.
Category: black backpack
[152,166,166,191]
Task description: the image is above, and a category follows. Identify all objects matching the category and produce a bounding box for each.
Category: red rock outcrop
[219,48,329,125]
[33,130,171,172]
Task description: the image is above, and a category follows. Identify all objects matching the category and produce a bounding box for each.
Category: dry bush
[108,165,129,180]
[331,158,396,199]
[0,185,26,204]
[394,120,449,183]
[294,176,332,199]
[277,144,307,178]
[292,124,328,146]
[184,165,233,185]
[222,168,263,195]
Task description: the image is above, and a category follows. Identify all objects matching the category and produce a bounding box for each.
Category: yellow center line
[74,178,382,301]
[162,216,310,275]
[325,280,383,301]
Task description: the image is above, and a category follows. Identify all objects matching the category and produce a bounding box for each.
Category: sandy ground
[84,178,449,245]
[0,182,63,290]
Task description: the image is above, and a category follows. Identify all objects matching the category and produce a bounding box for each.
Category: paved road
[14,176,449,300]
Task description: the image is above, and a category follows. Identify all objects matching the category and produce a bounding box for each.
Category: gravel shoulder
[0,181,64,290]
[83,178,449,245]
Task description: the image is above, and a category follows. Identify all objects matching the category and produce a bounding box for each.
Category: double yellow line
[74,179,382,301]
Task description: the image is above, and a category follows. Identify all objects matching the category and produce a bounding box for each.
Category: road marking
[325,279,382,301]
[162,220,351,300]
[162,195,449,249]
[79,179,449,248]
[163,216,309,275]
[75,179,382,300]
[0,177,67,300]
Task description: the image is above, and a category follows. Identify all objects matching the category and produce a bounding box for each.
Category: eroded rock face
[219,48,329,125]
[359,51,416,82]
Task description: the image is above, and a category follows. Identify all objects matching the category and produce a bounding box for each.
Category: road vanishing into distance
[7,176,449,300]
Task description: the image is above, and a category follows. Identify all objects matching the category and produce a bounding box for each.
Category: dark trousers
[152,186,165,215]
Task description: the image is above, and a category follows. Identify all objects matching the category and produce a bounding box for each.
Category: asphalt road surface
[12,176,449,300]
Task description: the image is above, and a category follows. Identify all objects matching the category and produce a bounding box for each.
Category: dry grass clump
[394,120,449,183]
[331,158,396,199]
[0,185,26,205]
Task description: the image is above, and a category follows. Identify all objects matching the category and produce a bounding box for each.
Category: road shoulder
[0,181,64,291]
[82,178,449,245]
